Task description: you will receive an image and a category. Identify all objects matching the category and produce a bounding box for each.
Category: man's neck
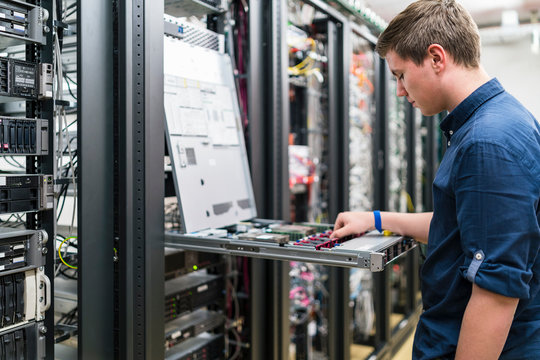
[443,65,491,112]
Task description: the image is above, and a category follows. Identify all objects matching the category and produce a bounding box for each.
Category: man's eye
[399,74,404,80]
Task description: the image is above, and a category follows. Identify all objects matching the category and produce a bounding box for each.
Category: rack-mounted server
[0,117,48,155]
[0,320,46,359]
[0,0,48,46]
[165,272,223,322]
[164,0,222,18]
[0,174,53,214]
[0,228,47,274]
[0,57,52,101]
[165,309,224,350]
[164,247,221,280]
[0,268,50,332]
[165,332,224,360]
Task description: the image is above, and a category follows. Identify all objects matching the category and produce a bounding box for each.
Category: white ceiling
[365,0,540,27]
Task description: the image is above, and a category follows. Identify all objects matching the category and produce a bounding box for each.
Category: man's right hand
[331,211,376,239]
[331,211,433,243]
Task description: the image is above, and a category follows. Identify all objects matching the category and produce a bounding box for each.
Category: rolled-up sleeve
[454,141,540,299]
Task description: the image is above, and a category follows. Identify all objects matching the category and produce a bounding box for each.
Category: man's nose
[396,79,408,97]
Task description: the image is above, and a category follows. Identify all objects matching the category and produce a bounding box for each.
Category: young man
[331,1,540,359]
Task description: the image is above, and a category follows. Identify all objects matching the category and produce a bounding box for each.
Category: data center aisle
[350,322,415,360]
[392,331,414,360]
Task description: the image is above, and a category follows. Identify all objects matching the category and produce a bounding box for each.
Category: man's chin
[420,109,437,116]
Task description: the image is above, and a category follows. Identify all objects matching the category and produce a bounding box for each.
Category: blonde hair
[375,0,481,67]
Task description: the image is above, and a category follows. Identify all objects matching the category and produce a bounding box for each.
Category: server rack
[23,0,54,358]
[0,0,56,358]
[162,5,231,360]
[284,2,350,358]
[346,17,423,360]
[79,0,165,359]
[74,1,427,359]
[116,0,165,359]
[348,23,378,356]
[163,1,421,359]
[367,69,424,360]
[78,0,114,358]
[246,1,291,359]
[422,112,446,212]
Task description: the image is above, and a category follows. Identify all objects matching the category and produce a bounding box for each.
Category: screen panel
[164,37,257,233]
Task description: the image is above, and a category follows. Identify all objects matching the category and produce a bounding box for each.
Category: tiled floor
[350,327,415,360]
[392,330,414,360]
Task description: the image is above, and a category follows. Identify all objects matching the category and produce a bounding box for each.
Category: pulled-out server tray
[165,228,416,271]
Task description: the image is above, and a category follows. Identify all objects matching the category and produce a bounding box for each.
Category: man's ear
[427,44,446,73]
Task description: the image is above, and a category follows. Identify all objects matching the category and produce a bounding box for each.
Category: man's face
[385,50,443,116]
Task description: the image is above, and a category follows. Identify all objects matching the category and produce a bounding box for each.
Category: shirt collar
[440,78,504,140]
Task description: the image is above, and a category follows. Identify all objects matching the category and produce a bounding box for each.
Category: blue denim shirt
[413,78,540,359]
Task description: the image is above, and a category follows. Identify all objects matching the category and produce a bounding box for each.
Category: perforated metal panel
[164,16,224,53]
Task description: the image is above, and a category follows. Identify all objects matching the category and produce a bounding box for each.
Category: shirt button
[447,141,451,146]
[475,253,483,260]
[449,130,454,135]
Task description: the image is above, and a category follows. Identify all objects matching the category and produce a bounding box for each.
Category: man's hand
[331,211,433,243]
[331,211,375,239]
[456,284,519,360]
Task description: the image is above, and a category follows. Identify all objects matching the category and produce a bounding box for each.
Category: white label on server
[0,265,4,271]
[308,321,317,336]
[13,244,25,250]
[13,256,24,263]
[13,12,25,19]
[0,13,5,18]
[13,24,24,31]
[0,26,5,32]
[197,284,208,293]
[0,252,5,258]
[170,330,181,340]
[0,176,5,186]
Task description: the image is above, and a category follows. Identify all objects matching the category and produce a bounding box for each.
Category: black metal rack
[77,0,115,358]
[25,0,55,358]
[73,0,445,359]
[78,0,165,358]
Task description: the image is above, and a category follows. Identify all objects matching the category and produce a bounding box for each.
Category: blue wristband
[373,210,382,233]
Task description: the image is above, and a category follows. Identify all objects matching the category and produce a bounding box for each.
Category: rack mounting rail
[165,230,416,271]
